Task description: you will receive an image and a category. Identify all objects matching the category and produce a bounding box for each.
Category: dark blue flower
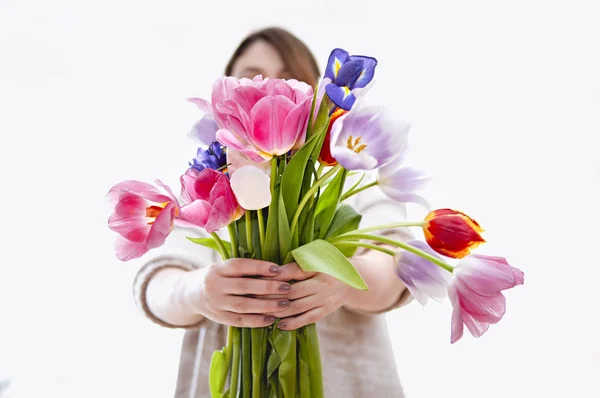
[324,48,377,110]
[189,141,227,173]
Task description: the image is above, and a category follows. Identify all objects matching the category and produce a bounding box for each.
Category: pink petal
[107,180,171,204]
[216,99,252,136]
[216,128,248,152]
[179,200,212,229]
[180,169,200,204]
[264,79,295,99]
[114,236,150,261]
[449,285,465,344]
[457,255,524,295]
[250,96,295,155]
[108,214,150,242]
[216,129,267,163]
[455,280,506,323]
[187,97,211,112]
[462,311,491,338]
[231,86,266,115]
[205,197,236,233]
[146,201,176,248]
[111,194,147,218]
[193,169,222,202]
[282,99,311,151]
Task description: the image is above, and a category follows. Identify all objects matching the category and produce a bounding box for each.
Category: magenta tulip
[107,180,179,261]
[449,254,525,343]
[178,168,244,233]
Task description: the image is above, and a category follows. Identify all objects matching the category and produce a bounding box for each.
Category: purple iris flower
[324,48,377,110]
[190,141,227,173]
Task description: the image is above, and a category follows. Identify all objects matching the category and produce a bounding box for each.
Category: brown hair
[224,27,320,87]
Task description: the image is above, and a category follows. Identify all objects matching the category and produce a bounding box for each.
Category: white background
[1,0,599,397]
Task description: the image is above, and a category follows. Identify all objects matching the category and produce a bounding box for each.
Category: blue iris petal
[325,84,357,111]
[190,141,227,173]
[335,60,364,88]
[324,48,350,81]
[349,55,377,89]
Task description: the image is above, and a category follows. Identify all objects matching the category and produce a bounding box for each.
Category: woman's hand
[265,263,354,330]
[178,258,294,328]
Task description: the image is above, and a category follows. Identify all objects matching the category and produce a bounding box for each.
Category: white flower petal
[229,165,271,210]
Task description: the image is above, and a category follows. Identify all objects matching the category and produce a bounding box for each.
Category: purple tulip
[329,100,410,171]
[394,240,452,306]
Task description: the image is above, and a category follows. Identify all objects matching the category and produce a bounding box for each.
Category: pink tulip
[190,76,313,162]
[178,168,244,233]
[107,180,179,261]
[449,254,525,343]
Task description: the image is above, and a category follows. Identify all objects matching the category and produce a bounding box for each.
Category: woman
[134,26,413,397]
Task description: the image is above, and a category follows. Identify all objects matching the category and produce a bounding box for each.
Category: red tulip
[318,108,346,166]
[423,209,485,259]
[107,180,179,261]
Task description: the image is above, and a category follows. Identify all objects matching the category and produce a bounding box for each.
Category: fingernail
[264,316,275,324]
[278,321,288,329]
[279,283,291,292]
[269,265,281,274]
[278,300,290,308]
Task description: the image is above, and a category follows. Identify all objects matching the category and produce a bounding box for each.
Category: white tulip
[229,165,272,210]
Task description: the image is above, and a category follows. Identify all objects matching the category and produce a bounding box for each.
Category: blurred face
[230,40,292,80]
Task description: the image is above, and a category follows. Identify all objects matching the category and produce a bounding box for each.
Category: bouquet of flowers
[107,48,524,398]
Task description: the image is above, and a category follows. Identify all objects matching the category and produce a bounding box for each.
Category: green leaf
[278,193,291,262]
[272,327,297,398]
[291,239,368,290]
[324,204,362,239]
[324,204,362,257]
[251,328,268,395]
[209,350,226,398]
[280,98,330,223]
[314,169,347,239]
[298,329,311,398]
[187,237,231,258]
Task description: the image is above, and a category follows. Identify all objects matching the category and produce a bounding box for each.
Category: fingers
[220,312,278,328]
[218,258,282,278]
[223,278,291,296]
[222,296,291,314]
[277,307,326,330]
[267,263,317,282]
[285,278,320,300]
[270,295,319,318]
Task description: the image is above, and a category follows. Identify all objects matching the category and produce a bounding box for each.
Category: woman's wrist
[146,267,206,327]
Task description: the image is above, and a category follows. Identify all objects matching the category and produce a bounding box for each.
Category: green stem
[290,164,342,238]
[270,157,278,192]
[257,209,265,254]
[334,241,396,256]
[221,326,234,392]
[343,221,425,235]
[210,232,230,260]
[245,211,254,255]
[316,163,325,178]
[227,223,239,258]
[305,324,324,398]
[340,180,378,201]
[241,328,251,398]
[332,233,454,273]
[229,327,241,398]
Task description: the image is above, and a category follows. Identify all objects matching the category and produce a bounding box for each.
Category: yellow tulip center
[145,201,171,225]
[346,135,368,153]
